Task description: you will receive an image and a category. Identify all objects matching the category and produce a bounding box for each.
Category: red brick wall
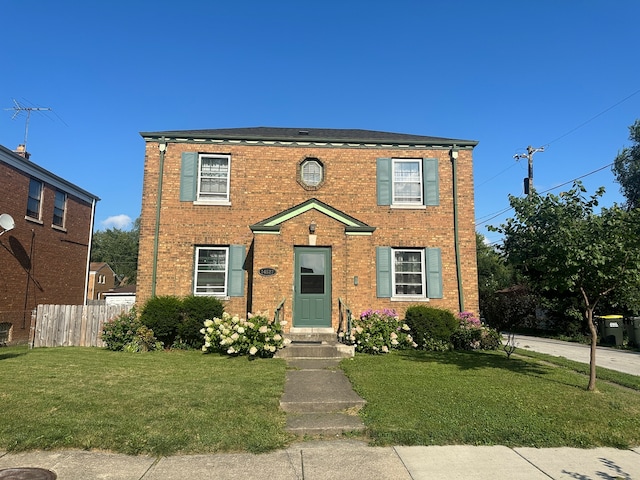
[138,141,479,327]
[0,161,93,343]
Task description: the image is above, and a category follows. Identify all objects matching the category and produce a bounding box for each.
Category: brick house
[0,144,99,344]
[88,262,117,300]
[137,127,479,332]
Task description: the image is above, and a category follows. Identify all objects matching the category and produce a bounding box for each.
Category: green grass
[340,349,640,449]
[0,346,291,455]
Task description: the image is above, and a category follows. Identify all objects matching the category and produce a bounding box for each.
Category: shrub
[451,311,502,350]
[403,305,458,348]
[348,309,417,354]
[139,296,183,347]
[177,295,225,348]
[101,308,162,352]
[201,311,290,358]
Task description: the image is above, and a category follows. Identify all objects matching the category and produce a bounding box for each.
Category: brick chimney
[14,144,31,160]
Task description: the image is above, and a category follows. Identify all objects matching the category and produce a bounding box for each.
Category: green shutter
[376,246,392,297]
[180,152,198,201]
[426,247,443,298]
[423,158,439,206]
[227,244,245,297]
[376,158,392,206]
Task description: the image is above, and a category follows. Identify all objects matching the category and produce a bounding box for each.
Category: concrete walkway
[1,442,640,479]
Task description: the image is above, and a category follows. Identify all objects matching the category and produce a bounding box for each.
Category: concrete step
[285,412,366,437]
[286,331,338,344]
[280,369,366,413]
[275,343,354,359]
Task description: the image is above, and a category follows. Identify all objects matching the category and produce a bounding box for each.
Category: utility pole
[514,145,545,195]
[4,99,52,151]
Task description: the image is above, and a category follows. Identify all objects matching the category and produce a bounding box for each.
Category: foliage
[480,285,538,331]
[177,295,225,348]
[612,119,640,210]
[202,312,290,358]
[490,181,640,390]
[341,349,640,448]
[347,309,417,354]
[0,346,290,454]
[91,218,139,285]
[101,308,162,352]
[450,311,501,351]
[403,305,458,348]
[139,295,183,347]
[476,233,516,320]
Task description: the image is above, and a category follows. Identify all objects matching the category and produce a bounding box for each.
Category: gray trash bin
[597,315,624,346]
[626,317,640,346]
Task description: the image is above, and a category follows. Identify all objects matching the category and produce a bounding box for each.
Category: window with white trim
[197,154,230,202]
[27,178,43,220]
[392,159,423,205]
[301,159,323,186]
[53,190,67,228]
[392,248,426,297]
[194,246,229,296]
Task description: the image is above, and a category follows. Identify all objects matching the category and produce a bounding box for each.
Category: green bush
[348,309,417,354]
[139,296,183,347]
[450,312,502,351]
[101,308,162,352]
[403,305,458,348]
[177,295,225,348]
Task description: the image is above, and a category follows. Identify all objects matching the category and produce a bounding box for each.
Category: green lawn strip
[340,350,640,449]
[512,348,640,391]
[0,346,291,455]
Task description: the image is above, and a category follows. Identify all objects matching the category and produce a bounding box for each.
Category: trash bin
[626,317,640,346]
[597,315,624,346]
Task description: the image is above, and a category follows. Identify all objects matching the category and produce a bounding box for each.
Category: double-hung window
[27,178,43,220]
[194,247,229,296]
[376,246,442,300]
[392,160,422,205]
[53,190,67,228]
[392,248,425,296]
[197,154,230,202]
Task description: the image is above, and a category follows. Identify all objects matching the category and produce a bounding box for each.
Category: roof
[140,127,478,148]
[0,144,100,204]
[90,262,115,274]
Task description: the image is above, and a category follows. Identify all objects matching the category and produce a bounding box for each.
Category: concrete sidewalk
[1,441,640,479]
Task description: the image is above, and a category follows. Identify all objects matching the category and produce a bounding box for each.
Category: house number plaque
[259,268,277,276]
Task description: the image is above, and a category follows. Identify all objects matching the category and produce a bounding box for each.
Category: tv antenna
[4,99,52,151]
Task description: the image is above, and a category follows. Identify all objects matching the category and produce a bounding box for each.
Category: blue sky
[1,1,638,245]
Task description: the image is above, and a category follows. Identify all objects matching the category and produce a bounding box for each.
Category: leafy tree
[612,119,640,210]
[476,233,515,323]
[490,182,640,390]
[91,218,139,285]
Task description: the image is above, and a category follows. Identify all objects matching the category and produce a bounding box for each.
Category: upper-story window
[301,159,323,187]
[376,157,439,208]
[53,190,67,228]
[27,178,43,220]
[198,154,230,202]
[393,159,422,205]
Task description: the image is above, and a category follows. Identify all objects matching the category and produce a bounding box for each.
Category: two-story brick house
[0,144,99,344]
[137,128,479,332]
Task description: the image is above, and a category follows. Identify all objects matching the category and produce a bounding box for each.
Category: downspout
[83,197,97,305]
[151,137,167,298]
[451,146,465,312]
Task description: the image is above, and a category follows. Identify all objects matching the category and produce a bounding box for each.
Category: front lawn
[341,349,640,449]
[0,346,290,455]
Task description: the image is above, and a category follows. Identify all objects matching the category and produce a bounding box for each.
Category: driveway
[512,334,640,376]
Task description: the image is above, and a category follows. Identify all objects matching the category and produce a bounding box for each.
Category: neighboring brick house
[0,144,99,344]
[88,262,117,300]
[137,127,479,332]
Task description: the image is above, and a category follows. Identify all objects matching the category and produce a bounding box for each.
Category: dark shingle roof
[140,127,477,147]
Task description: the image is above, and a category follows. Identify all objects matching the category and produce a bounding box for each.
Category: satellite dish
[0,213,15,236]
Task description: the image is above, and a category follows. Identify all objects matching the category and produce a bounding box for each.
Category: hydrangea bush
[201,311,290,358]
[451,311,502,350]
[345,309,417,354]
[101,308,163,352]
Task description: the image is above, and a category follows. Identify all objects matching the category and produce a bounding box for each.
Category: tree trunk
[586,306,598,391]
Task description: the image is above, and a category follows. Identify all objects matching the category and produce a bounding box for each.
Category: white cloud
[100,214,132,230]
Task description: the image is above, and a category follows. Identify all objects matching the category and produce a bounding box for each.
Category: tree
[490,183,640,390]
[612,119,640,210]
[91,218,139,285]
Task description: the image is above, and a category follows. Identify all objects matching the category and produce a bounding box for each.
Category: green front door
[293,247,332,327]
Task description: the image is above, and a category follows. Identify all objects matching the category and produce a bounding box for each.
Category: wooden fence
[30,304,133,348]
